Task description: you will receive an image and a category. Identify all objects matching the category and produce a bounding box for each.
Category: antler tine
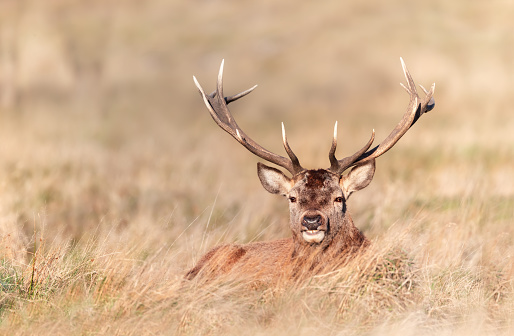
[194,60,304,176]
[225,85,258,104]
[328,122,376,172]
[217,59,225,101]
[281,123,302,170]
[329,58,435,174]
[328,121,339,170]
[328,125,376,174]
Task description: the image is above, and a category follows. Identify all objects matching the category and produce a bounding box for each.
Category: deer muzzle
[300,211,327,244]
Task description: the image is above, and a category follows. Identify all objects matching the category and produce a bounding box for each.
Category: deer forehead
[291,169,341,199]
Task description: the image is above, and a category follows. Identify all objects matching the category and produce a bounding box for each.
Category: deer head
[193,59,435,250]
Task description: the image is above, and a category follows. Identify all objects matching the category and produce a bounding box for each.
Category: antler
[329,58,435,175]
[193,60,305,176]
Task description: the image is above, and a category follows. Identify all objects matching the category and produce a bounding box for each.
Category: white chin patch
[302,230,325,244]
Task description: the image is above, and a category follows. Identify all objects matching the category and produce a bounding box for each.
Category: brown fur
[185,166,373,283]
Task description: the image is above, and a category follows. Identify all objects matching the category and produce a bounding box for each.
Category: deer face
[257,160,376,245]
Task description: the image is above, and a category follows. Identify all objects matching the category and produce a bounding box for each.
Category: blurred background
[0,0,513,257]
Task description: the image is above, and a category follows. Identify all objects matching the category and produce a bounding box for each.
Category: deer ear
[340,159,376,200]
[257,162,293,195]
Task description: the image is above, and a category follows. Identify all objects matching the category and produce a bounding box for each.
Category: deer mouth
[301,229,325,244]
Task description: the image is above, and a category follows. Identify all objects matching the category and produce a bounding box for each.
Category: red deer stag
[187,59,435,281]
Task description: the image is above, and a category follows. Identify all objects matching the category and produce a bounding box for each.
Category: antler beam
[329,58,435,175]
[193,60,305,176]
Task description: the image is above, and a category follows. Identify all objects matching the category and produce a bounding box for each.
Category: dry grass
[0,0,513,334]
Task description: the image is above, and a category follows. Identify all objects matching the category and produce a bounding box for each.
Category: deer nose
[302,215,322,230]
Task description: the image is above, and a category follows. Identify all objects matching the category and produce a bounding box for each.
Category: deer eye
[334,197,343,203]
[289,196,297,203]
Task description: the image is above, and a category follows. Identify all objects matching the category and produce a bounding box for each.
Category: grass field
[0,0,513,334]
